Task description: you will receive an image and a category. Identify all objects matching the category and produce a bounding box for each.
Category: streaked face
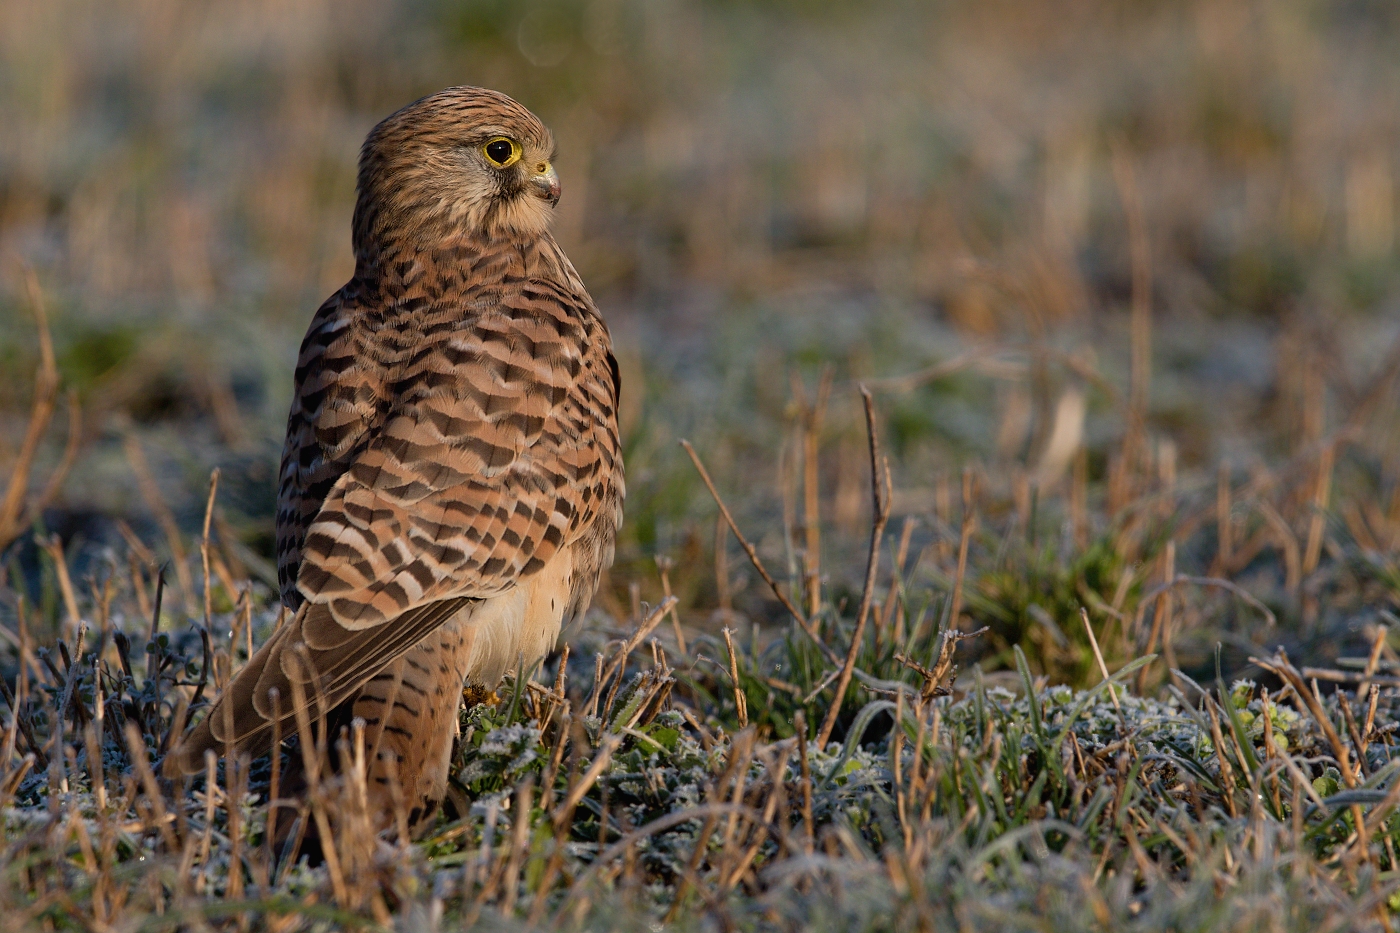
[359,87,562,243]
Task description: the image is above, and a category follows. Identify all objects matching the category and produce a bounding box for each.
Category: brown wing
[275,280,386,608]
[168,263,621,775]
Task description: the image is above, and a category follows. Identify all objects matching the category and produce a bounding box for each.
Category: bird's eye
[483,137,521,168]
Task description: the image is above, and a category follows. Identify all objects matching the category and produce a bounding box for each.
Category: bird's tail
[163,596,471,778]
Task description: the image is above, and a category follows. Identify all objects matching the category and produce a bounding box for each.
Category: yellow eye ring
[482,136,521,168]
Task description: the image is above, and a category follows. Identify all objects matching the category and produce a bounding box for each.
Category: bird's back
[276,231,622,623]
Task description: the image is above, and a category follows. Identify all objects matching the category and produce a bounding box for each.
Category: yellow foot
[462,685,501,708]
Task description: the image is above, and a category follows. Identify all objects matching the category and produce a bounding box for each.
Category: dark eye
[483,138,518,167]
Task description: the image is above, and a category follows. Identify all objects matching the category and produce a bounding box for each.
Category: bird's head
[353,86,561,253]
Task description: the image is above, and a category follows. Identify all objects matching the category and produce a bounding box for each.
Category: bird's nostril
[537,163,548,174]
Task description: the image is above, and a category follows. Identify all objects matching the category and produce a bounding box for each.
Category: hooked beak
[531,161,561,207]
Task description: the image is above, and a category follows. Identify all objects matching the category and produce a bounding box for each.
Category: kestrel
[168,87,624,837]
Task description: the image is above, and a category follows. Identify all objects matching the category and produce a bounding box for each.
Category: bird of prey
[167,87,624,838]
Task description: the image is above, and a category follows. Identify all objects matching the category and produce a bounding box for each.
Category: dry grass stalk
[722,744,791,890]
[947,465,977,630]
[713,512,732,626]
[200,468,221,637]
[816,387,891,748]
[655,556,687,656]
[1132,575,1276,646]
[589,595,676,717]
[877,516,917,648]
[124,436,196,614]
[121,722,179,851]
[499,776,535,916]
[285,651,349,905]
[863,344,1007,394]
[894,624,986,705]
[1340,696,1370,779]
[36,534,81,638]
[1215,460,1234,573]
[792,367,833,618]
[1255,654,1358,792]
[561,734,621,816]
[682,439,840,665]
[793,708,814,852]
[1081,608,1120,714]
[1302,668,1400,688]
[0,273,81,553]
[1355,624,1392,702]
[1111,143,1153,499]
[721,627,749,728]
[1303,441,1335,577]
[1071,446,1089,551]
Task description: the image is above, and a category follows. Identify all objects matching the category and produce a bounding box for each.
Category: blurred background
[2,0,1399,685]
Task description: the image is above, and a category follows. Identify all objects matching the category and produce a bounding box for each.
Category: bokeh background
[3,0,1399,682]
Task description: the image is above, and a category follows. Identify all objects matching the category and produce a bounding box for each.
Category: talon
[462,684,501,708]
